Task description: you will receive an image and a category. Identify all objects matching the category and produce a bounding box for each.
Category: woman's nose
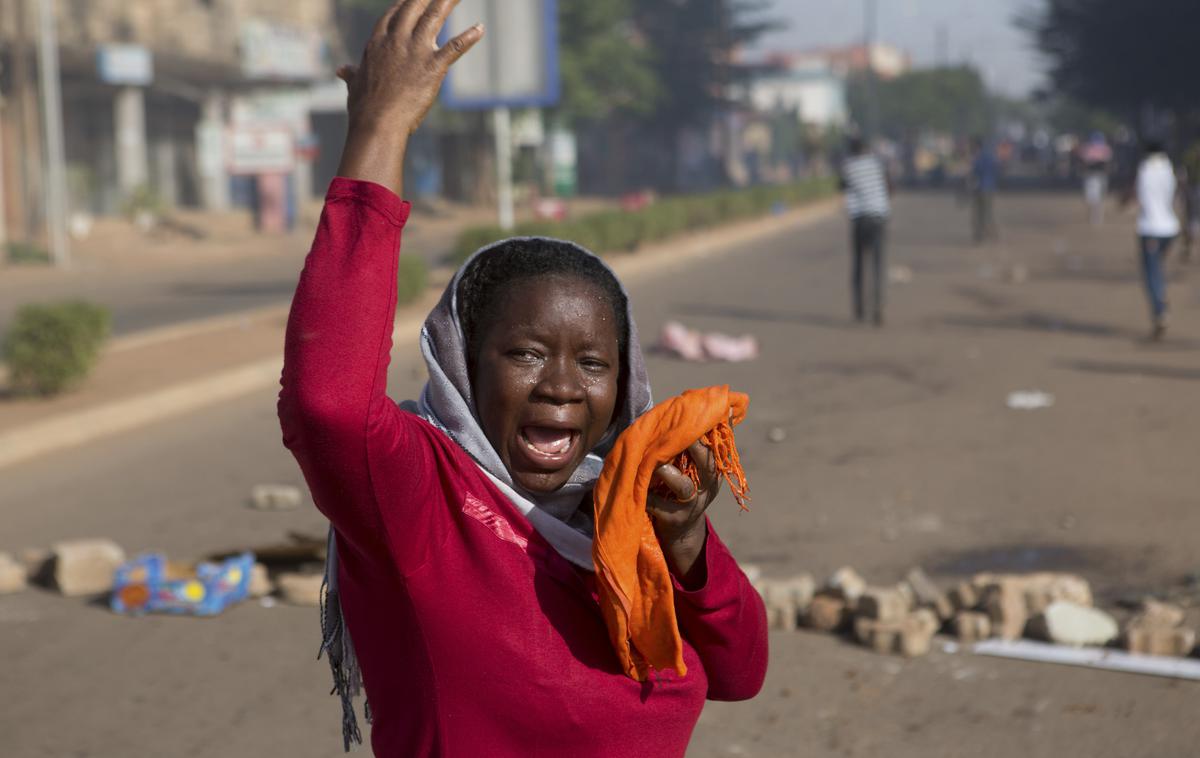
[533,357,585,403]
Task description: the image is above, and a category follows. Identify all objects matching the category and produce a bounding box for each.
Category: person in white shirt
[1132,138,1180,339]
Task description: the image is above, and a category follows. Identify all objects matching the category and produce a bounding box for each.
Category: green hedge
[6,241,51,265]
[3,301,111,396]
[451,177,837,264]
[396,254,428,306]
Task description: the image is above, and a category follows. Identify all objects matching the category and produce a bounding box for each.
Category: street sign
[97,44,153,86]
[239,20,326,81]
[226,126,295,175]
[440,0,560,109]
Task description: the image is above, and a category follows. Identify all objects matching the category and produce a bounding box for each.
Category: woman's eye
[581,358,610,372]
[509,349,541,363]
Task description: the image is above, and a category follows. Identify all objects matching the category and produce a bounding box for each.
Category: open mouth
[518,426,581,468]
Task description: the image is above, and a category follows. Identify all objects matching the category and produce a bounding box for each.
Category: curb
[0,198,839,470]
[106,303,293,354]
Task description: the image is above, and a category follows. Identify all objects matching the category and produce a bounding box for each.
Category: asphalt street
[3,190,1199,757]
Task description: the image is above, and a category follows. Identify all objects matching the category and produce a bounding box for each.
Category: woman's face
[472,274,621,494]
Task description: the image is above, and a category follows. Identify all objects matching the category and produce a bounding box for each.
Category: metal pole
[494,105,514,231]
[0,77,8,249]
[13,0,43,240]
[35,0,69,267]
[863,0,879,141]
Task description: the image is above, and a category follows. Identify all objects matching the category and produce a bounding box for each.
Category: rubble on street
[751,564,1200,664]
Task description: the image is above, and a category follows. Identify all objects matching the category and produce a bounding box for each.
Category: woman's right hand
[336,0,484,197]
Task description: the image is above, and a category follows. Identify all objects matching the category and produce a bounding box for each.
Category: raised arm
[277,0,483,554]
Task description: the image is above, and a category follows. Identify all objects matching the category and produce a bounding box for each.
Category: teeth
[523,427,573,455]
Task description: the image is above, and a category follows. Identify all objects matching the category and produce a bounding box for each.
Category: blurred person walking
[1125,138,1180,340]
[967,137,1000,243]
[839,135,891,326]
[1080,132,1112,224]
[1179,138,1200,261]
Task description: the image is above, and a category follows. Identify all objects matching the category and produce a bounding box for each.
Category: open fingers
[369,1,406,44]
[394,0,437,36]
[415,0,458,42]
[652,463,697,503]
[434,22,484,68]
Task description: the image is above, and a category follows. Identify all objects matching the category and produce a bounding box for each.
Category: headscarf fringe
[320,532,367,752]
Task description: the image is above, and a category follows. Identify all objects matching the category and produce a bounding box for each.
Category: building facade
[0,0,339,245]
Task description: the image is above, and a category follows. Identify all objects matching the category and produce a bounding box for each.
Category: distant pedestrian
[1179,138,1200,261]
[1127,138,1179,340]
[839,135,891,326]
[967,137,1000,243]
[1079,132,1112,225]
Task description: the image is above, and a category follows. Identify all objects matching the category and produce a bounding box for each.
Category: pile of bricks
[0,539,127,597]
[751,565,1199,660]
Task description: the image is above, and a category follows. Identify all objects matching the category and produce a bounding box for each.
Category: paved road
[4,191,1200,757]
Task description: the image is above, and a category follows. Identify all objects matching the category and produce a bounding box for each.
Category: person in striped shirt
[839,135,892,325]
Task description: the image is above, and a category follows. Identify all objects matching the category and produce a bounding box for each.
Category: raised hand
[336,0,484,196]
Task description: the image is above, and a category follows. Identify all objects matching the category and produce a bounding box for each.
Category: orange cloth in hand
[592,385,749,680]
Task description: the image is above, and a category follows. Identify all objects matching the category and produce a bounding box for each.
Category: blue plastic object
[110,552,255,616]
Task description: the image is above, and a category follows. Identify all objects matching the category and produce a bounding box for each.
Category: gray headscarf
[320,237,653,750]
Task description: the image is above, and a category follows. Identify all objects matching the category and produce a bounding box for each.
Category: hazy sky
[756,0,1045,96]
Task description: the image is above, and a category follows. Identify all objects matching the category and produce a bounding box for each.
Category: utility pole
[936,24,949,68]
[493,105,514,230]
[13,0,43,241]
[0,60,7,248]
[863,0,879,141]
[481,0,514,230]
[35,0,69,266]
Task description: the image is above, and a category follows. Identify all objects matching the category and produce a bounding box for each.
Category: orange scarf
[592,385,750,680]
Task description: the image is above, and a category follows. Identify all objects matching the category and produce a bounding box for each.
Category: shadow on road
[1063,359,1200,382]
[1038,267,1187,285]
[936,310,1132,339]
[950,284,1016,311]
[925,543,1112,578]
[672,302,853,330]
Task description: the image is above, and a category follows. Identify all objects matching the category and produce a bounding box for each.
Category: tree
[1021,0,1200,117]
[336,0,660,127]
[847,66,991,139]
[630,0,777,189]
[332,1,778,193]
[556,1,661,125]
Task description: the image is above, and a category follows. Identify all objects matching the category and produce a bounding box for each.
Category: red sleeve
[672,521,769,701]
[277,178,437,569]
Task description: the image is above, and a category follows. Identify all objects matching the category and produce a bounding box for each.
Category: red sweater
[278,178,768,757]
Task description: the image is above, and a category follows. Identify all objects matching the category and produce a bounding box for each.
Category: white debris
[1006,390,1055,410]
[1029,601,1118,647]
[888,264,914,284]
[249,484,304,511]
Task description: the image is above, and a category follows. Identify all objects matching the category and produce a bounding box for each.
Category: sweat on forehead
[456,238,630,359]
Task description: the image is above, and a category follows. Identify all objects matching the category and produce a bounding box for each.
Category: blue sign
[439,0,560,110]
